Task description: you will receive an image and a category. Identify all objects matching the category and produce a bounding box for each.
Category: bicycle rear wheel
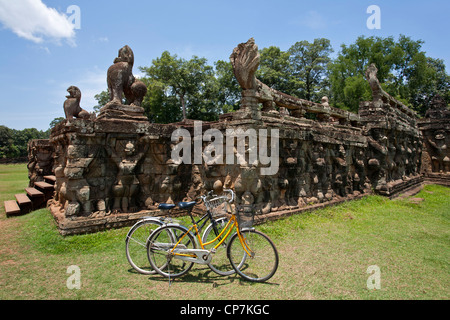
[147,225,196,279]
[227,229,279,282]
[125,219,163,274]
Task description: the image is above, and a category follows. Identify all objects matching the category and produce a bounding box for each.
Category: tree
[405,56,450,116]
[0,125,17,158]
[139,51,220,121]
[214,60,241,112]
[288,38,333,101]
[142,77,183,123]
[256,46,299,95]
[49,117,65,129]
[329,35,450,115]
[0,125,49,158]
[93,90,110,114]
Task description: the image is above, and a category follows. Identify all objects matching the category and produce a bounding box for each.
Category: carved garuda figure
[63,86,90,119]
[107,45,147,107]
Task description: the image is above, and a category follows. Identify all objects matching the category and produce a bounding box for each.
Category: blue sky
[0,0,449,131]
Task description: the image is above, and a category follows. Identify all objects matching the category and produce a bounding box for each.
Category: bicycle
[125,190,234,275]
[125,203,177,275]
[146,190,279,283]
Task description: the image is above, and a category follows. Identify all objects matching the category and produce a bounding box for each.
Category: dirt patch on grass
[409,197,425,204]
[0,216,24,265]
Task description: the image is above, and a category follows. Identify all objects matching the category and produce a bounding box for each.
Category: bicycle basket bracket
[236,204,255,229]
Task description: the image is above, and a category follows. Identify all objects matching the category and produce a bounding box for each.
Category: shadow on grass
[145,266,280,288]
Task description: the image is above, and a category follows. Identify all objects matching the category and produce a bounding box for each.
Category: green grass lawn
[0,164,29,212]
[0,164,449,300]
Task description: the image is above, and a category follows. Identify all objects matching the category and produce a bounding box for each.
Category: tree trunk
[180,94,186,119]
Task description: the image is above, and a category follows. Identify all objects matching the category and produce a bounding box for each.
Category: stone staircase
[4,175,56,217]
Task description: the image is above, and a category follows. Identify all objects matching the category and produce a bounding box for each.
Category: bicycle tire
[125,218,163,274]
[147,224,196,279]
[227,229,279,282]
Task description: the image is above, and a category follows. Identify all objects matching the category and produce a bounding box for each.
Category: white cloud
[0,0,76,45]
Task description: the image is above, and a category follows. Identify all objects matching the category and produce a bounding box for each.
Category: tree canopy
[0,125,49,159]
[329,35,450,113]
[139,52,225,122]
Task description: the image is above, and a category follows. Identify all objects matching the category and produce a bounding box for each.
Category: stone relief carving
[420,95,450,179]
[107,136,150,213]
[27,139,54,187]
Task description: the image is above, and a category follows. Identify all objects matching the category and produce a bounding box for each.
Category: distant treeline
[0,125,50,159]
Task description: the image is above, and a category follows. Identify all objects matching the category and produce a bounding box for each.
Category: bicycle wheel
[201,217,236,276]
[147,225,196,279]
[227,229,279,282]
[125,219,163,274]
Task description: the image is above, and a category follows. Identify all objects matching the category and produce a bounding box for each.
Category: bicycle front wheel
[147,225,196,279]
[202,217,236,276]
[227,229,279,282]
[125,219,163,274]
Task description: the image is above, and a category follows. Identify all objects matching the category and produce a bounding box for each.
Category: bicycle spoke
[147,225,196,279]
[127,236,146,247]
[228,229,279,282]
[125,219,162,274]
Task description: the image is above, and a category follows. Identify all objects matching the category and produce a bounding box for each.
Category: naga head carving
[230,38,260,90]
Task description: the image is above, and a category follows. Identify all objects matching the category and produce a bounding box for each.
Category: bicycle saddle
[177,201,196,210]
[158,203,176,210]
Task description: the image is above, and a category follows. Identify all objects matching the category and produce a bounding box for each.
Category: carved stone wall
[358,64,423,197]
[49,115,371,235]
[49,120,174,234]
[46,40,425,235]
[27,139,54,187]
[418,95,450,186]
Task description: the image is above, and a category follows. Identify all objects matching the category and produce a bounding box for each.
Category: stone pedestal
[97,102,148,122]
[235,89,261,120]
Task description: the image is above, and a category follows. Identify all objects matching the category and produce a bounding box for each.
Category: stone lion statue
[64,86,90,119]
[107,45,147,107]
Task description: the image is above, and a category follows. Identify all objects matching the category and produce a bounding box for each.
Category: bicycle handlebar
[223,189,234,203]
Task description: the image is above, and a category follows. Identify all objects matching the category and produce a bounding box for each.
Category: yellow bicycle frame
[169,214,254,258]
